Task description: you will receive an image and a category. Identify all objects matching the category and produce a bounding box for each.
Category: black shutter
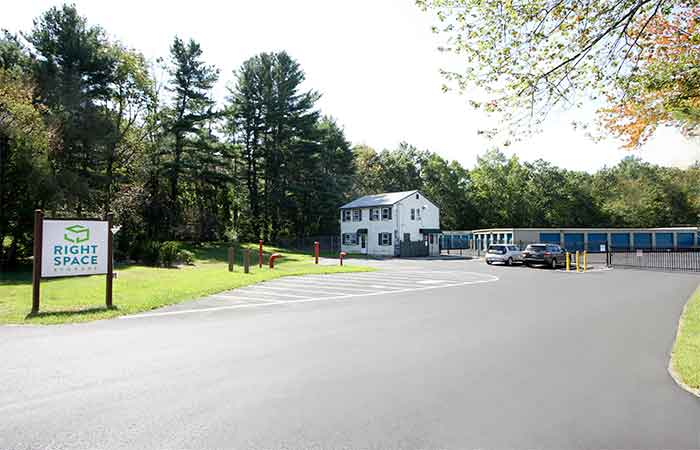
[378,233,382,246]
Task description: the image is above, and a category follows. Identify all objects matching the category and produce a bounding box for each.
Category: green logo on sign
[64,225,90,243]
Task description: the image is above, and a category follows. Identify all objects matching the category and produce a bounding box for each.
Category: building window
[378,232,392,246]
[416,208,421,219]
[410,208,415,220]
[415,193,419,199]
[342,233,358,245]
[342,210,351,222]
[352,209,362,221]
[369,208,380,221]
[381,207,392,220]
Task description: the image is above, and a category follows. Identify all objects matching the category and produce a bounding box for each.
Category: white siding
[339,191,440,257]
[340,206,396,256]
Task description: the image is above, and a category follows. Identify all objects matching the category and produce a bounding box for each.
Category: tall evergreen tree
[226,51,320,241]
[164,37,219,230]
[27,4,117,215]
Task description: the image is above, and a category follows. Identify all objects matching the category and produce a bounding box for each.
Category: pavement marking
[122,272,499,320]
[266,282,380,293]
[269,277,402,288]
[416,279,451,284]
[209,294,280,303]
[234,286,310,298]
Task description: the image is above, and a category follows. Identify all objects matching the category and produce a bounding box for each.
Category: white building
[339,190,440,257]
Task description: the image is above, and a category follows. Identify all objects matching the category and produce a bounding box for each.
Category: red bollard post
[269,253,282,269]
[339,251,347,266]
[259,240,263,268]
[314,241,319,264]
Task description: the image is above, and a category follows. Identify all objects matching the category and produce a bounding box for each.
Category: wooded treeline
[1,5,699,268]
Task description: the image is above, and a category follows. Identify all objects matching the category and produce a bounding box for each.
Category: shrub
[159,241,181,268]
[134,240,161,266]
[177,249,195,265]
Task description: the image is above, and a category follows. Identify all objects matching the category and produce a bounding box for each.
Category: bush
[159,241,181,268]
[177,249,195,265]
[134,240,161,266]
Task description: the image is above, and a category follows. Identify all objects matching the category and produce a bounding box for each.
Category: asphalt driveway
[1,259,698,449]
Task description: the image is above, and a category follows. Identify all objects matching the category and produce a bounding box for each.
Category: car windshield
[488,245,506,254]
[526,245,547,252]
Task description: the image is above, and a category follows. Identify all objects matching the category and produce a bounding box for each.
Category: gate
[400,240,428,257]
[608,248,700,272]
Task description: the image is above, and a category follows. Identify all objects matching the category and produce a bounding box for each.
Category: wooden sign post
[106,213,114,308]
[228,247,235,272]
[31,210,114,314]
[31,209,44,315]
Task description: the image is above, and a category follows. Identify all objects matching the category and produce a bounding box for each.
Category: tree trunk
[0,134,8,267]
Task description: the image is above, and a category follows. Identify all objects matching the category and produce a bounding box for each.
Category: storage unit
[564,233,585,251]
[655,232,674,249]
[634,232,652,249]
[611,233,631,249]
[587,233,608,252]
[678,232,695,248]
[467,227,698,253]
[539,233,561,244]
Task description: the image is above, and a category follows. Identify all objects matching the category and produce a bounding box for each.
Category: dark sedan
[522,243,566,269]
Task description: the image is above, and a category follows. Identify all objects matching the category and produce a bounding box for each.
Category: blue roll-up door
[564,233,584,251]
[540,233,560,244]
[611,233,630,250]
[634,232,652,249]
[655,232,673,249]
[587,233,607,252]
[678,233,694,248]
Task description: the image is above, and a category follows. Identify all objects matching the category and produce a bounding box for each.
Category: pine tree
[164,37,219,231]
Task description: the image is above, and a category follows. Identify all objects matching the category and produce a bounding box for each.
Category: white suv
[485,244,523,266]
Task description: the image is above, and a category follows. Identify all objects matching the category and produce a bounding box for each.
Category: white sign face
[41,220,109,278]
[599,244,606,252]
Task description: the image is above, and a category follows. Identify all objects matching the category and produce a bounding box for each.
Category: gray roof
[340,190,418,209]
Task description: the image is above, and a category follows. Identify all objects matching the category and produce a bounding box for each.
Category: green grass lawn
[671,286,700,392]
[0,243,373,325]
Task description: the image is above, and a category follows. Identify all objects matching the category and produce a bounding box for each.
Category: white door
[428,234,439,256]
[360,233,367,254]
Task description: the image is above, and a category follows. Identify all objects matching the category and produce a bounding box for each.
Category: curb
[668,287,700,398]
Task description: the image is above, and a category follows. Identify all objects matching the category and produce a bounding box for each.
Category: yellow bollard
[575,251,580,272]
[566,252,570,272]
[583,251,587,272]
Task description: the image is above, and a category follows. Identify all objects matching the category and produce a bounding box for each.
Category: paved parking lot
[128,259,498,318]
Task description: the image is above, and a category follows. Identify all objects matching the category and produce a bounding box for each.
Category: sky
[5,0,700,172]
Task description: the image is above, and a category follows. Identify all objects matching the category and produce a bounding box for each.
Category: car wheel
[551,258,557,269]
[507,257,513,266]
[486,260,492,265]
[525,262,531,267]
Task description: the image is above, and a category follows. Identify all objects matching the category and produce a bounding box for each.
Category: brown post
[314,241,319,264]
[244,249,250,273]
[31,209,44,314]
[106,213,114,308]
[259,240,263,268]
[228,247,234,272]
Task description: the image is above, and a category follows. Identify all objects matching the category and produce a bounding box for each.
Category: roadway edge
[668,285,700,398]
